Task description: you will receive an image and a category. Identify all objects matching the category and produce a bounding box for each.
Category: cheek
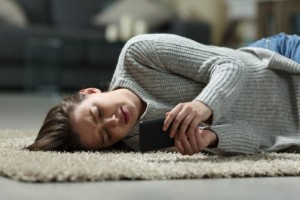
[112,126,132,139]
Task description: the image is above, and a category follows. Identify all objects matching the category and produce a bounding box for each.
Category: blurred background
[0,0,299,94]
[1,0,300,196]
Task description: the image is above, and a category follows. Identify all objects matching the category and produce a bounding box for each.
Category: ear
[79,88,101,95]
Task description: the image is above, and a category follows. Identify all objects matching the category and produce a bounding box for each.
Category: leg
[249,33,300,63]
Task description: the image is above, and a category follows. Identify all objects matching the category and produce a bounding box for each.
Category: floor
[1,92,300,200]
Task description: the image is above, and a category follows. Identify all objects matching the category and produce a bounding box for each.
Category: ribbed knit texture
[109,34,300,154]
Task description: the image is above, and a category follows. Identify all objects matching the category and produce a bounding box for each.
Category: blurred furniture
[170,0,227,45]
[257,0,300,38]
[0,0,210,92]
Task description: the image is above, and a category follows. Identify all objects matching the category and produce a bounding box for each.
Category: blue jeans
[249,33,300,63]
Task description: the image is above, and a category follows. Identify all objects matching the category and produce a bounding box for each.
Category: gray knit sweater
[109,34,300,154]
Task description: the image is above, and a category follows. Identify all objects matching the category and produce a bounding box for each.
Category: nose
[102,115,119,128]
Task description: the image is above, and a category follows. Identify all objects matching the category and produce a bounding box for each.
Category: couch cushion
[0,26,105,63]
[16,0,51,24]
[51,0,105,28]
[0,64,24,89]
[87,42,122,67]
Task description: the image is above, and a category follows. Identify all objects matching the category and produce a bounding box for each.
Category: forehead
[69,92,101,133]
[71,99,89,121]
[69,101,96,149]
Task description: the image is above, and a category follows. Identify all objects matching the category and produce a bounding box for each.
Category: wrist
[192,100,213,123]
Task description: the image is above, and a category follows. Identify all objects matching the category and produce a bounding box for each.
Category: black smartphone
[139,118,174,152]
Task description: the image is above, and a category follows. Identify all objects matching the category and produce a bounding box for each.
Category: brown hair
[24,93,85,152]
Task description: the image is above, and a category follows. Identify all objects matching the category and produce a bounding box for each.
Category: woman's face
[70,88,144,150]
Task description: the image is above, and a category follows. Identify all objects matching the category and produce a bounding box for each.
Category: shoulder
[123,33,207,50]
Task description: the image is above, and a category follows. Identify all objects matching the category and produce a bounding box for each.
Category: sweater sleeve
[209,121,300,154]
[208,121,261,154]
[124,34,248,123]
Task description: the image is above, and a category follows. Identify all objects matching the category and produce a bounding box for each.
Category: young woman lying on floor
[25,33,300,155]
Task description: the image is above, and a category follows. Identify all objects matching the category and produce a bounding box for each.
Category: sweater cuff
[208,121,261,155]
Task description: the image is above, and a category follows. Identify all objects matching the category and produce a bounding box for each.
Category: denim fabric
[249,33,300,63]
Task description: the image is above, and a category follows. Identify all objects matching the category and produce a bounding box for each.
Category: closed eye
[97,107,103,120]
[98,128,111,143]
[103,129,111,139]
[89,108,97,123]
[104,128,111,139]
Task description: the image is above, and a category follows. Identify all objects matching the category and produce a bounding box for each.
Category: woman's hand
[163,101,212,139]
[163,101,214,155]
[175,128,218,155]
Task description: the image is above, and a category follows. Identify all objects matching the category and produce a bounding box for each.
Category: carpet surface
[1,130,300,182]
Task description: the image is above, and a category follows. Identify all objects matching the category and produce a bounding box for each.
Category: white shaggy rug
[1,130,300,182]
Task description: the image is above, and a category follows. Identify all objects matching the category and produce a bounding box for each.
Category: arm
[122,34,254,154]
[209,121,261,154]
[174,120,261,155]
[124,34,248,123]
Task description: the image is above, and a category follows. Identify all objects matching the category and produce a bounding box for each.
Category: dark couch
[0,0,210,92]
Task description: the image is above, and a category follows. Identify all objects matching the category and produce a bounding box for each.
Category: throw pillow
[0,0,28,28]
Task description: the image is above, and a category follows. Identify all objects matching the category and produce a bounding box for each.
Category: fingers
[186,127,199,153]
[163,101,212,139]
[174,135,184,154]
[164,103,198,138]
[178,114,194,138]
[163,103,183,137]
[163,101,214,155]
[175,128,199,156]
[195,130,206,152]
[175,133,192,155]
[174,129,216,156]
